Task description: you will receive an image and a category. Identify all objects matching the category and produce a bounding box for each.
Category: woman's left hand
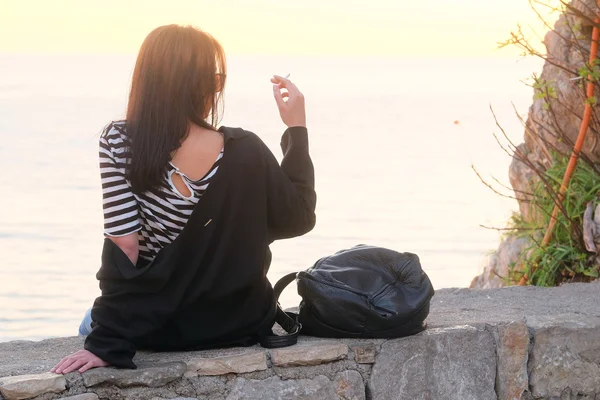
[51,349,109,374]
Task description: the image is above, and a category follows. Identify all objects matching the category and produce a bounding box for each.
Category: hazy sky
[2,0,559,56]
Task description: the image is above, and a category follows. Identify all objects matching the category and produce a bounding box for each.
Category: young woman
[51,24,316,373]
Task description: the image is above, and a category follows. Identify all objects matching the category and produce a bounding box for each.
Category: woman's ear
[216,73,226,93]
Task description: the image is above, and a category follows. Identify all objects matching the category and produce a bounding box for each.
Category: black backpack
[260,245,435,347]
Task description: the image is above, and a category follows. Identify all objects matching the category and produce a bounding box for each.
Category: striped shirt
[99,121,223,262]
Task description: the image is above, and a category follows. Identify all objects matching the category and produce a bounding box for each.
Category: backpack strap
[259,272,302,348]
[273,272,299,300]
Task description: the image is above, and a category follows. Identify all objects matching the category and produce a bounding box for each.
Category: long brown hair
[126,24,226,194]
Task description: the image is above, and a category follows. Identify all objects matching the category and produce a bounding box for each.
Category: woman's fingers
[271,75,300,96]
[51,355,72,373]
[271,75,306,128]
[54,356,80,374]
[77,353,109,373]
[79,360,99,373]
[79,362,93,373]
[60,358,88,374]
[272,85,286,109]
[51,350,109,374]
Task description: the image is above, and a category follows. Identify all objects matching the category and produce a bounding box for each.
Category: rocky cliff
[472,0,600,288]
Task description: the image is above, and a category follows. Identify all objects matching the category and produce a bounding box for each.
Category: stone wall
[1,282,599,400]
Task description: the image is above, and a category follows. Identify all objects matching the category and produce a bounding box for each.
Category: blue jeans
[78,308,93,336]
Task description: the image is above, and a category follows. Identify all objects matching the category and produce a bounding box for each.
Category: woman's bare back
[169,125,224,197]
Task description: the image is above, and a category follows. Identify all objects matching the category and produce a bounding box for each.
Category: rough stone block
[58,394,99,400]
[370,325,496,400]
[553,388,599,400]
[82,362,186,388]
[0,372,66,400]
[226,370,365,400]
[270,342,348,367]
[528,314,600,398]
[185,350,267,377]
[150,398,197,400]
[495,321,530,400]
[188,375,229,398]
[334,370,365,400]
[350,344,377,364]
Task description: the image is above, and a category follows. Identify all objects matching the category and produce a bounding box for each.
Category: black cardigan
[84,126,316,368]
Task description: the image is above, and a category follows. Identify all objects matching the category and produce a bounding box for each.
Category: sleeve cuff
[281,127,308,151]
[104,225,142,238]
[85,328,137,369]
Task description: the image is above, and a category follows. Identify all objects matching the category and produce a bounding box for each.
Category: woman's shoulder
[219,126,270,148]
[100,120,129,141]
[99,121,131,159]
[219,126,272,164]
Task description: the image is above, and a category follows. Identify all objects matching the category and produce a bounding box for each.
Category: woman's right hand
[51,349,109,374]
[271,75,306,128]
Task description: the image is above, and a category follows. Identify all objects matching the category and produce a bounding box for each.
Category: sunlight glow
[1,0,561,56]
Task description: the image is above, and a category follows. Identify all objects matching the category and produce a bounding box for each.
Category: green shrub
[510,155,600,286]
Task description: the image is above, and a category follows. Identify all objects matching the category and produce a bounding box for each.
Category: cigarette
[284,73,290,79]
